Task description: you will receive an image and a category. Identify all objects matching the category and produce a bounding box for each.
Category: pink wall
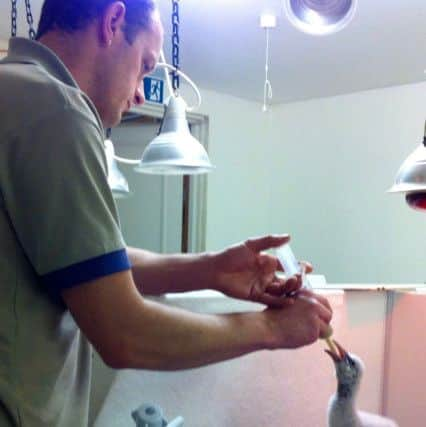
[94,290,396,426]
[385,291,426,427]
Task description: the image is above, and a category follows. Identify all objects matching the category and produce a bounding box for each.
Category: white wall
[267,82,426,283]
[189,82,426,284]
[194,89,278,250]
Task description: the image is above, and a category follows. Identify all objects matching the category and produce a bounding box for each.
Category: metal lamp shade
[104,139,131,199]
[388,144,426,194]
[135,96,214,175]
[284,0,357,35]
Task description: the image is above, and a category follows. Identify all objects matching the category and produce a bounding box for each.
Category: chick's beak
[325,339,348,362]
[325,348,340,363]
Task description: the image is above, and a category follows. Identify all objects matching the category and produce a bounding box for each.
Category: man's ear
[100,1,127,46]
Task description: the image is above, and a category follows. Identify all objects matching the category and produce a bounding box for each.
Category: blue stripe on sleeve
[41,249,131,292]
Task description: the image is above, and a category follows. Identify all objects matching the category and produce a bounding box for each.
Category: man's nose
[133,86,145,106]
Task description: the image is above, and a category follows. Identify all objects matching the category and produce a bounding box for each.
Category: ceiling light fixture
[109,0,213,197]
[135,0,214,175]
[283,0,357,35]
[111,56,212,178]
[388,121,426,211]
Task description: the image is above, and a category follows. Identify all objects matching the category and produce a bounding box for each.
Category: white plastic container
[275,244,312,290]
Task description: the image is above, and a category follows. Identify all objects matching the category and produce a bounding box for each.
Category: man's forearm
[127,246,217,295]
[62,270,332,371]
[63,270,269,370]
[118,297,269,370]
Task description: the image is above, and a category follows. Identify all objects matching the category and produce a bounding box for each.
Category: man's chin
[103,113,122,129]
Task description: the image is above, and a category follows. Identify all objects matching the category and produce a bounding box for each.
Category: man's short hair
[36,0,157,44]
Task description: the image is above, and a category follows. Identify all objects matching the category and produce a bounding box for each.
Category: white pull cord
[156,62,202,112]
[113,155,140,165]
[160,49,175,96]
[262,27,273,112]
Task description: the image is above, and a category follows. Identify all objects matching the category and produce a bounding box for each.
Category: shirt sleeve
[1,105,131,293]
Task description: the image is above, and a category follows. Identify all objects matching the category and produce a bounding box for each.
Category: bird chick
[326,340,399,427]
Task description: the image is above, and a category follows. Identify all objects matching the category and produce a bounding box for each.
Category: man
[0,1,333,426]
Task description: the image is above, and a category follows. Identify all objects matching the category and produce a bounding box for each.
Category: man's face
[96,14,163,127]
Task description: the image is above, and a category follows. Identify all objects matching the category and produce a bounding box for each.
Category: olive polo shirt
[0,37,131,426]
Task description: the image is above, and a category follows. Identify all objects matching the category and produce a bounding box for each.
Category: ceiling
[1,0,425,104]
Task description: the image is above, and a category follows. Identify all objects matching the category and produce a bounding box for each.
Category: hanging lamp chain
[24,0,36,40]
[11,0,17,37]
[10,0,36,39]
[171,0,180,92]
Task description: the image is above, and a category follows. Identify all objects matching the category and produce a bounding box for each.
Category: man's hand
[212,234,312,307]
[263,289,333,349]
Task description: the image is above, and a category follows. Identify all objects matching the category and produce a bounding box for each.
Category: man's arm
[62,271,332,371]
[127,247,216,295]
[128,235,309,307]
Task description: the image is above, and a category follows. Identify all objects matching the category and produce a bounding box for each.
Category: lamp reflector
[284,0,357,35]
[388,144,426,194]
[135,96,214,175]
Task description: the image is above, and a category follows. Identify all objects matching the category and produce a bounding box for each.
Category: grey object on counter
[131,403,184,427]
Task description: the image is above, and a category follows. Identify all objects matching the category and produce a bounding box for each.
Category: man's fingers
[297,289,333,314]
[299,260,313,274]
[257,253,278,274]
[265,274,302,297]
[315,299,333,324]
[283,275,302,294]
[298,292,333,324]
[246,234,290,253]
[257,293,295,308]
[265,281,286,296]
[313,293,333,313]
